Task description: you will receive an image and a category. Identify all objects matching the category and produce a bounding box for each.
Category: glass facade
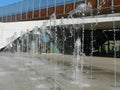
[98,40,120,57]
[0,0,84,17]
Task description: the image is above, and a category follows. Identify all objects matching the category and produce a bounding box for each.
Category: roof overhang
[0,13,120,49]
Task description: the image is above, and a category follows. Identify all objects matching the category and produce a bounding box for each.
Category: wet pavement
[0,53,120,90]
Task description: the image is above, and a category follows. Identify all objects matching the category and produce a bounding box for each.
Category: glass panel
[48,0,54,7]
[6,6,9,16]
[15,3,17,15]
[11,4,16,15]
[0,0,84,16]
[3,7,5,16]
[34,0,39,10]
[17,2,21,14]
[0,7,3,17]
[56,0,64,6]
[22,0,27,13]
[41,0,47,9]
[28,0,33,11]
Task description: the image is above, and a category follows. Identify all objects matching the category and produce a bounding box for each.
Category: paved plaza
[0,53,120,90]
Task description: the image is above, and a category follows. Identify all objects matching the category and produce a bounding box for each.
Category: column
[6,6,7,22]
[111,0,114,13]
[21,1,22,20]
[39,0,41,18]
[1,7,3,22]
[97,0,100,14]
[73,0,76,10]
[54,0,56,13]
[63,0,66,14]
[15,3,17,21]
[26,0,28,20]
[46,0,48,17]
[32,0,34,19]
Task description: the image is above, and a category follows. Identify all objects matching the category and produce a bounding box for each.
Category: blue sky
[0,0,22,7]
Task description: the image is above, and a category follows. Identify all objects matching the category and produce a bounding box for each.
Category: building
[0,0,120,57]
[0,0,120,22]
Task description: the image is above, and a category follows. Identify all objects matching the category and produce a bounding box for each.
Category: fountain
[29,27,39,75]
[18,31,29,71]
[68,2,92,18]
[60,17,66,72]
[6,32,19,68]
[49,12,62,90]
[29,23,49,89]
[26,29,30,53]
[72,38,82,84]
[66,2,93,88]
[112,14,117,90]
[97,0,106,14]
[71,38,90,88]
[1,1,119,90]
